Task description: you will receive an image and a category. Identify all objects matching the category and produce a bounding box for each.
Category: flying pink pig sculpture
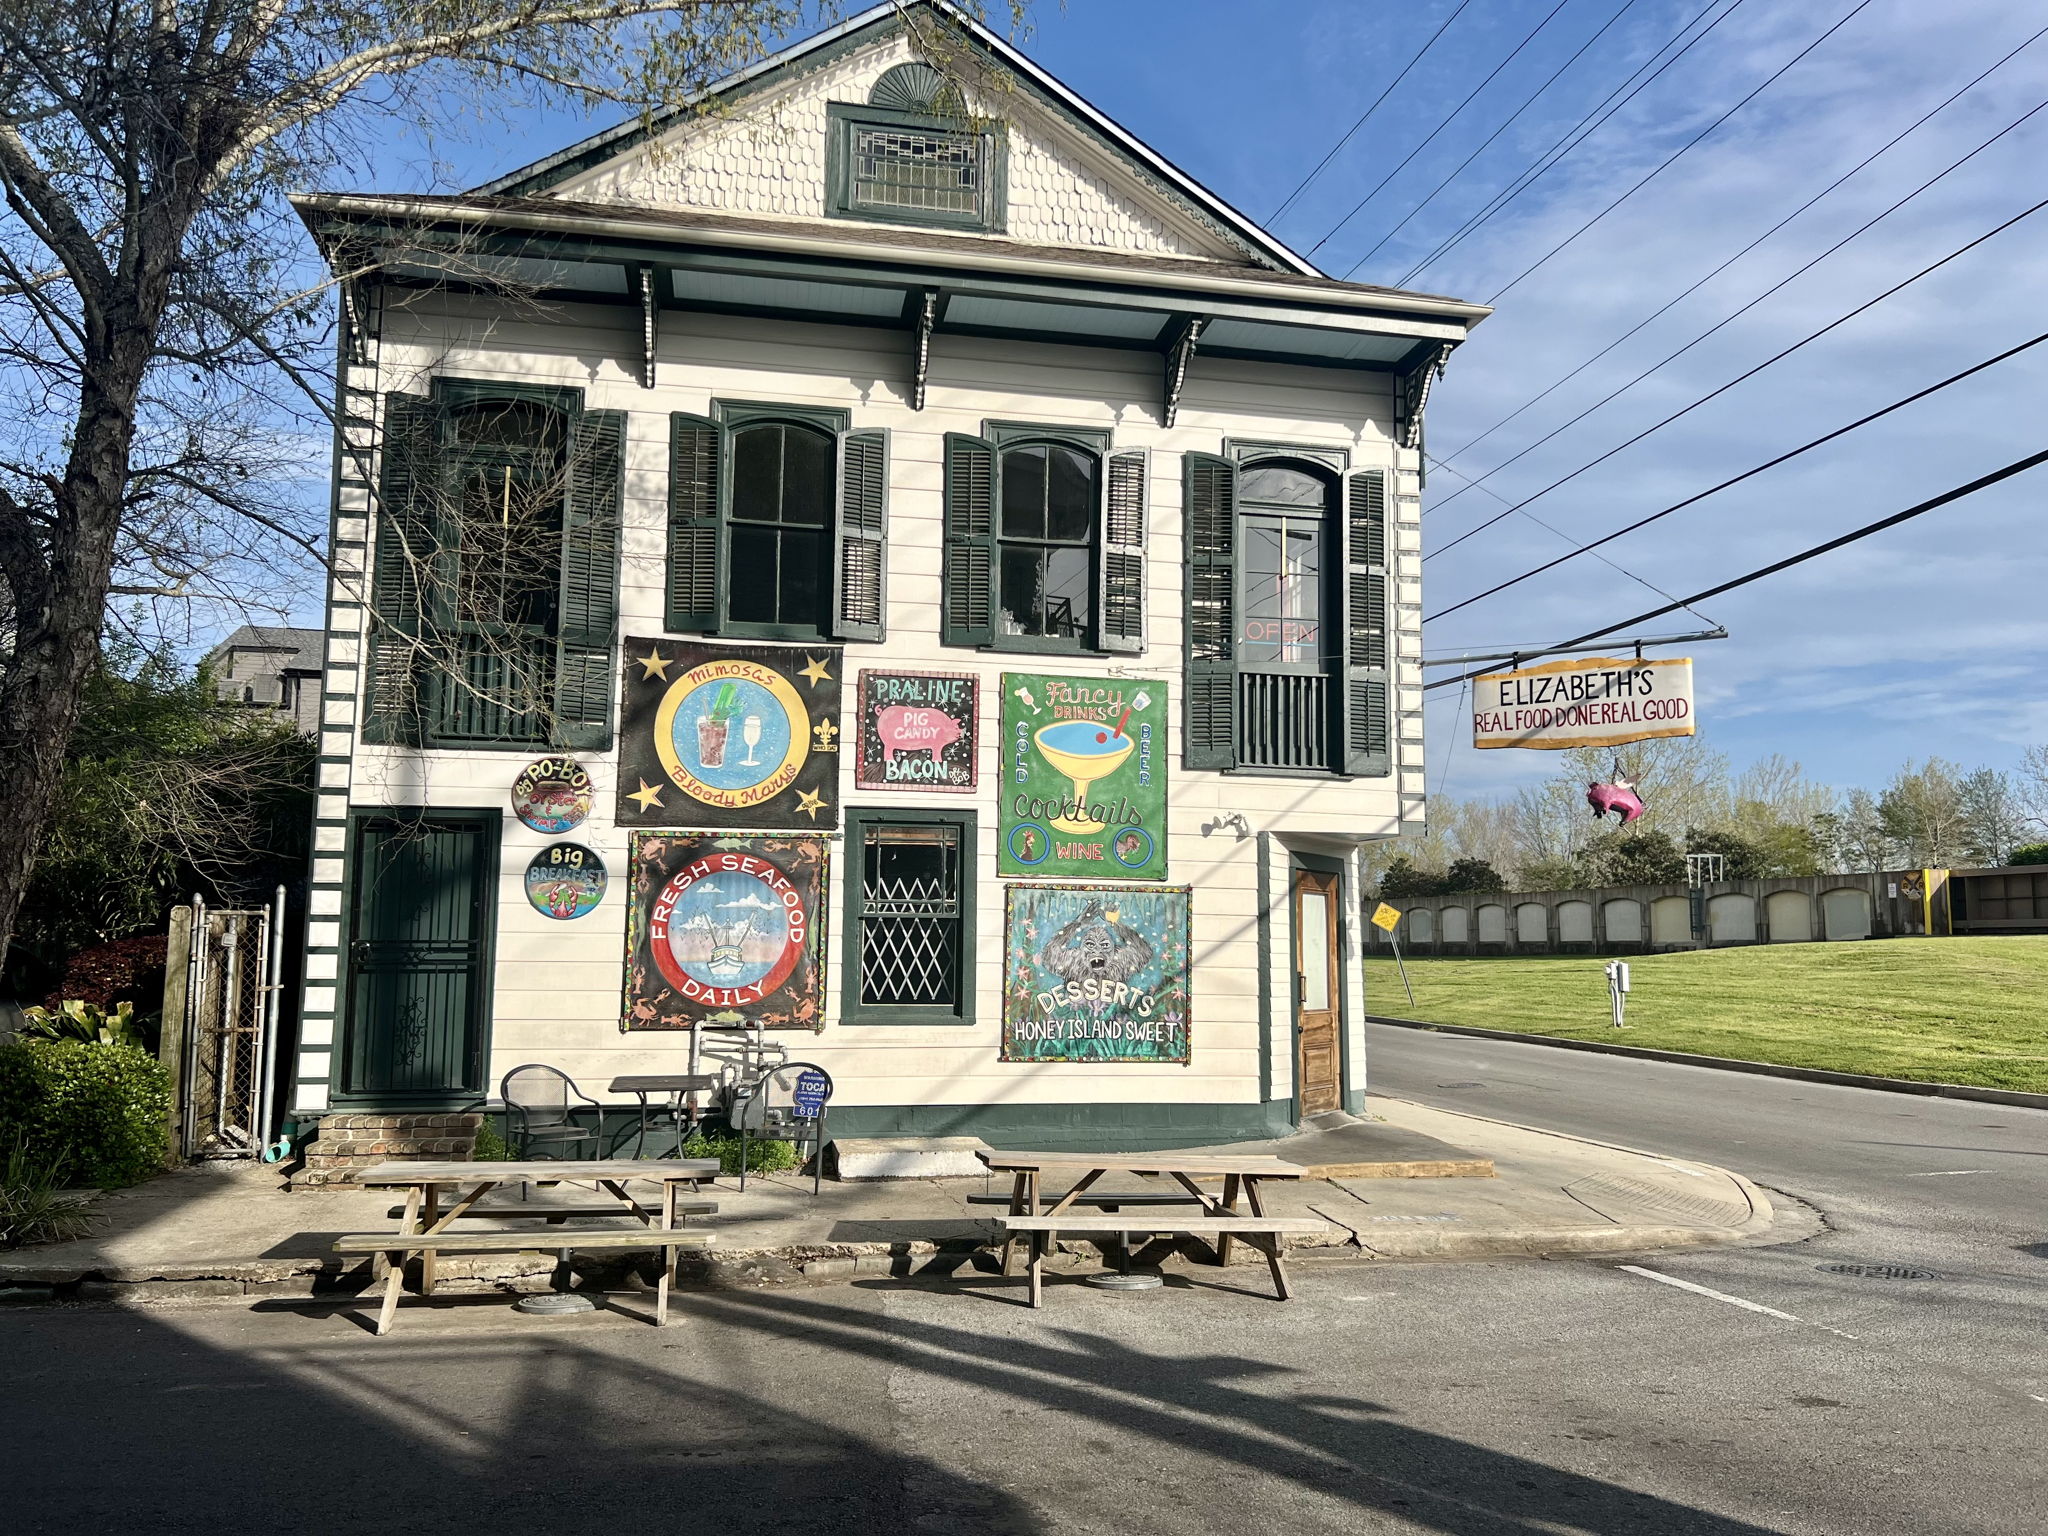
[1587,772,1645,825]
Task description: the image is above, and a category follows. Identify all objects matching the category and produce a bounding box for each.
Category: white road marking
[1618,1265,1860,1339]
[1906,1169,1990,1177]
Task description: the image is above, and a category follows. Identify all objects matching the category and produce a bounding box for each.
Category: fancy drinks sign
[998,673,1166,881]
[1472,656,1694,751]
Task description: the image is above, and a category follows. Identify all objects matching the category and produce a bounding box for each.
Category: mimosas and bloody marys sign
[998,672,1166,881]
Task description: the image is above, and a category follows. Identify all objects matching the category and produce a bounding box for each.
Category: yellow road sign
[1371,902,1402,933]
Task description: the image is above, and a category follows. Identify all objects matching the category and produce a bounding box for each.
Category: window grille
[853,126,979,216]
[856,822,963,1008]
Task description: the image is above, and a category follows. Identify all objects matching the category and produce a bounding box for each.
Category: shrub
[21,1000,147,1050]
[680,1129,801,1175]
[0,1136,101,1249]
[45,935,168,1013]
[0,1040,172,1189]
[2008,843,2048,868]
[1443,857,1508,893]
[1377,856,1446,899]
[470,1117,512,1162]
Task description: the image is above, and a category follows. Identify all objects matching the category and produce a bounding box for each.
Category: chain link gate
[174,890,286,1159]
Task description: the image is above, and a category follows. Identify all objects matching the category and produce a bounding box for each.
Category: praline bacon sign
[1472,656,1694,750]
[623,834,826,1032]
[855,670,976,792]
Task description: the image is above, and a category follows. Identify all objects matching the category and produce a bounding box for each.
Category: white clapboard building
[288,0,1486,1153]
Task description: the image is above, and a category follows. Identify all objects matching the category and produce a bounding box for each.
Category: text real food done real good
[1471,655,1694,751]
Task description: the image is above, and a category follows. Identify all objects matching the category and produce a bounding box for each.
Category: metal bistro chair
[500,1064,604,1161]
[732,1062,834,1195]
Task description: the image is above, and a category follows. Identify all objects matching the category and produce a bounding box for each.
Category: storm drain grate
[1815,1262,1938,1281]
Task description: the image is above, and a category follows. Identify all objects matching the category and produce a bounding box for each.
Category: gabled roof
[474,0,1323,277]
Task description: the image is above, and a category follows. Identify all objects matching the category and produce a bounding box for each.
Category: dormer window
[828,63,1004,232]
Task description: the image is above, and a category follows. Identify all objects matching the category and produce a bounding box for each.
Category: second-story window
[941,425,1147,655]
[727,421,834,635]
[826,64,1005,233]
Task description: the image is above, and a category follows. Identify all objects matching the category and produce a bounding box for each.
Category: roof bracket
[339,274,372,367]
[1161,315,1208,429]
[1396,341,1451,451]
[910,289,939,410]
[636,264,660,388]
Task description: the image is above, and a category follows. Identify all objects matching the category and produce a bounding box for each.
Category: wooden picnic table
[976,1149,1316,1303]
[344,1158,720,1335]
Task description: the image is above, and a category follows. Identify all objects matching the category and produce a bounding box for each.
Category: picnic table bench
[338,1159,719,1335]
[976,1149,1329,1307]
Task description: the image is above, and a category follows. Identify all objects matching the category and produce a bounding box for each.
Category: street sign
[792,1067,831,1121]
[1371,902,1403,932]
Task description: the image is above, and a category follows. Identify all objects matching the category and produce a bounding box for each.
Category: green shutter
[941,432,996,647]
[1343,468,1392,776]
[1183,452,1237,769]
[834,428,888,642]
[554,409,624,750]
[667,412,722,631]
[1100,449,1147,655]
[363,392,437,745]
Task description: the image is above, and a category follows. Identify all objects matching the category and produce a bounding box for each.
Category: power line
[1425,191,2048,562]
[1426,329,2048,621]
[1423,447,2048,692]
[1266,0,1477,227]
[1395,0,1746,288]
[1341,0,1650,280]
[1485,0,1878,304]
[1307,0,1579,258]
[1436,21,2048,474]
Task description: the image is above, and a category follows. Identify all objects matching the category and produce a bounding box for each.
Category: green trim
[813,1099,1296,1150]
[826,101,1007,235]
[1256,833,1273,1105]
[714,397,851,435]
[982,419,1112,454]
[1224,437,1351,472]
[839,807,978,1027]
[705,398,852,643]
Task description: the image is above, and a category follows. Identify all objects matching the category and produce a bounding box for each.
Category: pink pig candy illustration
[878,705,962,763]
[1586,775,1645,825]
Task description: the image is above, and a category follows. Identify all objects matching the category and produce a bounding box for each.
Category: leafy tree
[1683,827,1767,880]
[0,0,1019,974]
[1442,857,1507,893]
[1515,857,1584,893]
[1581,829,1686,887]
[1376,857,1446,900]
[1878,758,1969,867]
[1957,768,2023,866]
[2007,842,2048,867]
[1833,787,1892,872]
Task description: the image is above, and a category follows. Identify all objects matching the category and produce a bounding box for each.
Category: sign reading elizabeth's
[623,834,826,1032]
[999,673,1166,880]
[1472,656,1694,750]
[616,640,841,828]
[1002,885,1190,1063]
[855,670,976,792]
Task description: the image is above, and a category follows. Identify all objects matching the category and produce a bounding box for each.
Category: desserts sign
[615,640,842,829]
[998,672,1166,880]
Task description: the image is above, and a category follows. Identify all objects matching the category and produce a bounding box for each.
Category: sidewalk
[0,1097,1787,1303]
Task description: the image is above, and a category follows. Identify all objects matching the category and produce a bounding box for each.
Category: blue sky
[369,0,2048,799]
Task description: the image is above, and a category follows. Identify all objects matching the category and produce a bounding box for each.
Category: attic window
[827,82,1003,233]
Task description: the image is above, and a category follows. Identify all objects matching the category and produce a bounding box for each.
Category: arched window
[727,420,834,633]
[448,398,569,633]
[1237,461,1334,673]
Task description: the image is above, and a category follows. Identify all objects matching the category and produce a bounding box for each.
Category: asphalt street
[5,1032,2042,1535]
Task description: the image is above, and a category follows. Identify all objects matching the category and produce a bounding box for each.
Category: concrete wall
[1374,869,1943,955]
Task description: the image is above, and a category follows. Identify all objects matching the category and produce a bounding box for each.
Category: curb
[1363,1014,2048,1111]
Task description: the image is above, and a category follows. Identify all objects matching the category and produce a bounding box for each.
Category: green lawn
[1362,937,2048,1093]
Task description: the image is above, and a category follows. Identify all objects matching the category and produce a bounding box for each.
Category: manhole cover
[514,1291,599,1314]
[1086,1271,1164,1291]
[1815,1263,1938,1281]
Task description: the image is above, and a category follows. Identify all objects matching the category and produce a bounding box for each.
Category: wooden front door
[1293,866,1342,1116]
[341,813,495,1101]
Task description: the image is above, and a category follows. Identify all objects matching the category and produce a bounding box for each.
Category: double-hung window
[940,424,1147,655]
[842,809,975,1025]
[665,401,888,642]
[1184,451,1391,777]
[365,380,623,750]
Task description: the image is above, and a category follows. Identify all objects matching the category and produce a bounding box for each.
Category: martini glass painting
[1033,719,1134,832]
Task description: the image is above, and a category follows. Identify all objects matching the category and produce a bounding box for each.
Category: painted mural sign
[616,640,842,829]
[855,670,977,792]
[1472,656,1694,750]
[525,843,606,920]
[998,673,1166,880]
[1001,885,1190,1063]
[624,834,827,1032]
[511,755,592,834]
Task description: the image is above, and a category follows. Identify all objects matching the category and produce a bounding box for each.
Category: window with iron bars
[842,811,975,1024]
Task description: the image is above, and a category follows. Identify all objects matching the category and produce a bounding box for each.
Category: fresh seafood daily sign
[1002,885,1191,1063]
[616,640,842,829]
[999,673,1166,880]
[1472,656,1695,750]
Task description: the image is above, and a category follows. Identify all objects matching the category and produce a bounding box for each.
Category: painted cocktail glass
[1033,720,1134,832]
